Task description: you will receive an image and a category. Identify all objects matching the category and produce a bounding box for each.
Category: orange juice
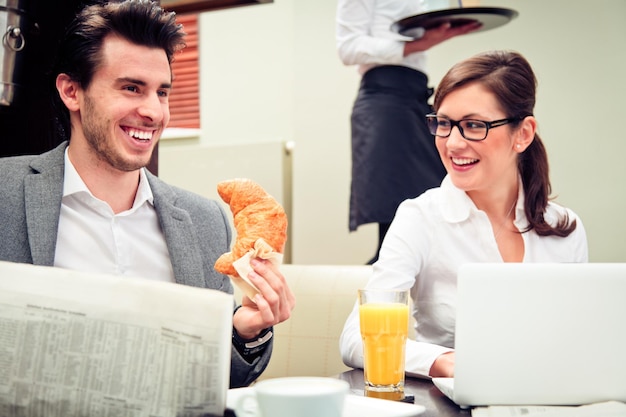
[359,302,409,387]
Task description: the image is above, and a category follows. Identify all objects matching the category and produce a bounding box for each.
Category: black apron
[349,65,446,231]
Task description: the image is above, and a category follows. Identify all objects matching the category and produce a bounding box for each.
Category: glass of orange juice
[358,289,409,399]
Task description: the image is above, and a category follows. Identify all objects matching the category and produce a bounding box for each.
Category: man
[0,0,294,388]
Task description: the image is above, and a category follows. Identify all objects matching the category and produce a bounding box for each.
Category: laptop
[432,262,626,408]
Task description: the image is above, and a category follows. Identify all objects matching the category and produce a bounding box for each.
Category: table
[224,369,471,417]
[336,369,471,417]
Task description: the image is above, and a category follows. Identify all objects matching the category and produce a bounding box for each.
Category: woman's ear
[55,73,81,112]
[514,116,537,153]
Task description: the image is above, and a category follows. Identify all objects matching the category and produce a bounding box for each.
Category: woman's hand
[232,258,296,339]
[429,351,455,377]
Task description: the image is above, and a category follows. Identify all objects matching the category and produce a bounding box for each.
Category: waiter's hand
[404,21,482,56]
[232,258,295,339]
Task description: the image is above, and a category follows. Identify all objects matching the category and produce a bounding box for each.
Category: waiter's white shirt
[54,149,175,282]
[336,0,427,74]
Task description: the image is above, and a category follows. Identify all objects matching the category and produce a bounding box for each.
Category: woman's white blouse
[339,175,588,378]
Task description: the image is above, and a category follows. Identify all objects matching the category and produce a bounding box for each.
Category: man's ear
[56,73,81,111]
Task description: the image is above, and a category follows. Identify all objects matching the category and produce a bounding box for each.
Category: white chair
[233,264,373,379]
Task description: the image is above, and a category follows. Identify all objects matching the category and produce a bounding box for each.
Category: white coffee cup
[235,376,349,417]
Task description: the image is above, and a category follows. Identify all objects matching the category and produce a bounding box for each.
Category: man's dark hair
[51,0,186,140]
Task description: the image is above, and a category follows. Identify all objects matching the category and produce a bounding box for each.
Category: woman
[339,50,588,378]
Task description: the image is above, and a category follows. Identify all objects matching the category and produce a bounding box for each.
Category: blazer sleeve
[230,339,273,388]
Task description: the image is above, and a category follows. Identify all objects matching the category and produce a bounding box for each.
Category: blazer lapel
[24,143,66,266]
[147,174,206,288]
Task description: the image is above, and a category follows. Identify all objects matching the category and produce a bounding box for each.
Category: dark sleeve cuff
[232,326,273,363]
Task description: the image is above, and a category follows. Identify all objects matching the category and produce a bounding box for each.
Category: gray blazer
[0,141,270,387]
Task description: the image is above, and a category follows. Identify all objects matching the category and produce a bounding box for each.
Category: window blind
[169,13,199,129]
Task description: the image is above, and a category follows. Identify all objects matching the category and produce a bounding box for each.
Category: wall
[177,0,626,264]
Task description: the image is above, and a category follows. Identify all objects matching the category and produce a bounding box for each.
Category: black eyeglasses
[425,113,523,141]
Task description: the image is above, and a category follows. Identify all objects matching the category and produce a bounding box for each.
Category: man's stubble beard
[82,95,152,172]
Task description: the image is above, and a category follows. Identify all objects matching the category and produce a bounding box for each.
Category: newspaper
[0,261,233,417]
[471,401,626,417]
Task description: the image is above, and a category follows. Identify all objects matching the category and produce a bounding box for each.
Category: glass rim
[358,288,409,293]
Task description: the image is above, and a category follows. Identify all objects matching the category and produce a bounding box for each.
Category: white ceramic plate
[227,388,426,417]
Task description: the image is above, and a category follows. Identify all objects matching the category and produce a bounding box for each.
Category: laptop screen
[453,263,626,407]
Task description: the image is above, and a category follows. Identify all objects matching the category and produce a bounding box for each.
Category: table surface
[336,369,471,417]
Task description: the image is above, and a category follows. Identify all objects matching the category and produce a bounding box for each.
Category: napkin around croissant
[214,178,288,299]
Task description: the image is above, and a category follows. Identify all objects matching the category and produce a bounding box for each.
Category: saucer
[226,388,425,417]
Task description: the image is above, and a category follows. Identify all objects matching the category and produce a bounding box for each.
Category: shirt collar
[135,168,155,208]
[63,148,154,209]
[440,174,526,225]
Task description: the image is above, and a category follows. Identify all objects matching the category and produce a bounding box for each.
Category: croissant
[214,178,288,276]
